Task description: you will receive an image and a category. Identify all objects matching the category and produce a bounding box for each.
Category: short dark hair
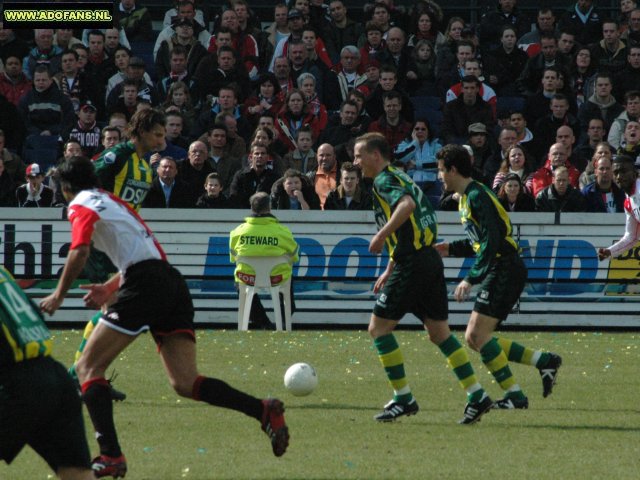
[171,44,188,57]
[208,122,228,136]
[205,172,222,185]
[87,29,105,40]
[382,90,402,103]
[250,191,271,214]
[33,65,51,77]
[58,156,100,194]
[61,48,79,60]
[436,144,473,178]
[461,75,480,87]
[355,132,392,162]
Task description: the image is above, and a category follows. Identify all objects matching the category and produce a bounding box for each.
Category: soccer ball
[284,363,318,396]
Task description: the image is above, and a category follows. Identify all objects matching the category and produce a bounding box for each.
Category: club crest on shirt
[104,151,116,164]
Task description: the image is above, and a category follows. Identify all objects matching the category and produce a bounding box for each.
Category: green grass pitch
[2,329,639,479]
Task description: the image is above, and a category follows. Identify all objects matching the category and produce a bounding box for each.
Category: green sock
[496,337,550,368]
[374,333,412,404]
[480,337,524,398]
[438,334,485,403]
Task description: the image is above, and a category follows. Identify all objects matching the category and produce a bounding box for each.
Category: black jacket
[535,184,587,212]
[143,177,197,208]
[324,185,372,211]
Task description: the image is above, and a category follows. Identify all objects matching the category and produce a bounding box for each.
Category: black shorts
[0,356,91,470]
[373,247,449,322]
[473,253,527,321]
[102,259,195,343]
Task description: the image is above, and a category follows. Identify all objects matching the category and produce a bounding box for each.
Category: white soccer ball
[284,362,318,396]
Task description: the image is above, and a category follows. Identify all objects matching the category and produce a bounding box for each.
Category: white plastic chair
[236,255,293,331]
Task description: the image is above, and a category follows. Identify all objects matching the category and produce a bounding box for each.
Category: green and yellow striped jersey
[0,267,52,366]
[94,141,152,211]
[372,165,438,260]
[450,181,520,284]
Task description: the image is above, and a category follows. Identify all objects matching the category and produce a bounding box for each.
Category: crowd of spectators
[0,0,638,213]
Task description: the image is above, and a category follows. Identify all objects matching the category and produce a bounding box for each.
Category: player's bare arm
[373,259,395,294]
[369,195,416,254]
[80,273,122,309]
[40,244,90,314]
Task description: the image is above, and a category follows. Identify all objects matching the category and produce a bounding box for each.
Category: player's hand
[598,248,612,261]
[454,280,472,302]
[435,242,449,257]
[373,270,391,294]
[80,283,113,309]
[40,293,63,315]
[369,232,386,254]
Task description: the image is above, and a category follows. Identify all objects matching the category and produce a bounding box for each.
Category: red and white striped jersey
[609,178,640,257]
[67,189,166,274]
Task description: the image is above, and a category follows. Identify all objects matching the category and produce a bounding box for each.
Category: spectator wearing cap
[0,54,31,107]
[441,75,494,145]
[115,0,153,42]
[22,29,63,80]
[156,18,207,81]
[268,8,307,72]
[106,56,158,113]
[467,122,495,182]
[154,0,210,61]
[15,163,54,207]
[106,46,155,102]
[18,65,75,137]
[60,100,103,158]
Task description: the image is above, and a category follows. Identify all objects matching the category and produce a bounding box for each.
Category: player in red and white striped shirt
[40,157,290,478]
